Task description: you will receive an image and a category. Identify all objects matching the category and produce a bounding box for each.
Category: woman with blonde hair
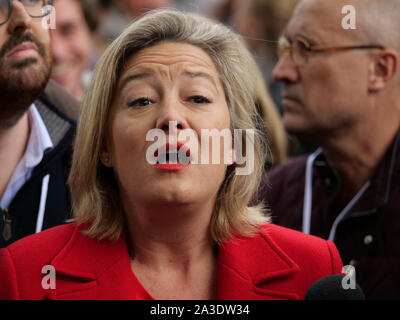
[0,9,342,300]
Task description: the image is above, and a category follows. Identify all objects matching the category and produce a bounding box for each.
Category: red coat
[0,223,343,300]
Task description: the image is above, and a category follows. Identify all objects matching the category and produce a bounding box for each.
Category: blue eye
[189,95,211,104]
[127,98,153,108]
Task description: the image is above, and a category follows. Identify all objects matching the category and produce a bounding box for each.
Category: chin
[154,187,194,205]
[0,59,50,119]
[9,59,50,90]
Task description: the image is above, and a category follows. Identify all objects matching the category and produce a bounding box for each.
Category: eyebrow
[181,71,219,93]
[119,70,220,93]
[119,73,152,92]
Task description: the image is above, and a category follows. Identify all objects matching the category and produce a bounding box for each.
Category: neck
[125,199,218,299]
[320,118,399,200]
[0,112,30,199]
[125,199,217,270]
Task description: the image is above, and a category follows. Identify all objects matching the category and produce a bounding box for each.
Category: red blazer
[0,223,343,300]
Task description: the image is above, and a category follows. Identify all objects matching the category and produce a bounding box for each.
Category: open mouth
[154,143,191,170]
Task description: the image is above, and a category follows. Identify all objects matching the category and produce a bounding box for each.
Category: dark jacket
[260,131,400,299]
[0,81,78,248]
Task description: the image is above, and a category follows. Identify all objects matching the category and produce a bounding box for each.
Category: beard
[0,31,51,128]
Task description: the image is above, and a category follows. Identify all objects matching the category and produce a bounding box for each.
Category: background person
[260,0,400,299]
[0,9,342,300]
[0,0,78,248]
[97,0,173,45]
[50,0,100,101]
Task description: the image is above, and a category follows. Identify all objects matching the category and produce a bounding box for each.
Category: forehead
[54,0,85,22]
[120,42,219,76]
[287,0,358,43]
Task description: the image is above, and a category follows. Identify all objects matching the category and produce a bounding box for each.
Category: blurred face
[51,0,93,100]
[273,0,371,139]
[104,42,232,209]
[0,0,51,123]
[232,0,265,51]
[118,0,171,17]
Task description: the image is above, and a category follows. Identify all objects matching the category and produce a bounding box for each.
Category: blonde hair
[252,62,288,166]
[69,9,270,244]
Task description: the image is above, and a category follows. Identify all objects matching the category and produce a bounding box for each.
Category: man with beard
[259,0,400,299]
[0,1,78,247]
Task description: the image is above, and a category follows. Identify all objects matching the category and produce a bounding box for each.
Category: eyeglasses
[277,36,385,65]
[0,0,53,25]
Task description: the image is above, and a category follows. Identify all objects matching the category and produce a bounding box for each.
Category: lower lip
[7,48,38,59]
[154,163,191,171]
[282,98,301,108]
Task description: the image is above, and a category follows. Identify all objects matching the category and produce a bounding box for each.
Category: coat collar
[46,224,300,300]
[217,226,300,300]
[45,224,150,300]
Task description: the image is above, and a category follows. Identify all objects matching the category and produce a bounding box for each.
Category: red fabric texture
[0,223,343,300]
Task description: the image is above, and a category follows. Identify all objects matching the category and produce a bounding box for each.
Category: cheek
[34,23,51,53]
[73,45,91,70]
[75,31,93,59]
[111,121,136,156]
[109,114,150,167]
[211,102,231,130]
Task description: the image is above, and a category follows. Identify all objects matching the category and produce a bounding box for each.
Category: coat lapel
[45,224,147,300]
[217,227,301,300]
[45,224,301,300]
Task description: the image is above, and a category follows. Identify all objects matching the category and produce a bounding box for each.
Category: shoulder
[228,223,343,275]
[262,224,343,275]
[221,223,343,298]
[2,223,77,269]
[261,224,341,264]
[225,223,342,275]
[42,80,81,121]
[0,223,79,299]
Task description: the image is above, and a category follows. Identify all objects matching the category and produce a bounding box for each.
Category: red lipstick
[154,143,191,171]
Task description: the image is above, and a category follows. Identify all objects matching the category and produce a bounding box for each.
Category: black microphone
[304,275,365,300]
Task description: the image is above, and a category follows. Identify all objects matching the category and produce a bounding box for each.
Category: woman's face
[103,42,232,210]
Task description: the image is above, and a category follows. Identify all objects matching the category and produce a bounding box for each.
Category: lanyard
[302,149,370,241]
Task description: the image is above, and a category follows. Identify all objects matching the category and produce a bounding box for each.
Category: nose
[272,53,300,84]
[7,1,32,34]
[155,97,189,135]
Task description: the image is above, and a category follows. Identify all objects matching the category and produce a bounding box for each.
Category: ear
[100,151,113,168]
[368,49,398,92]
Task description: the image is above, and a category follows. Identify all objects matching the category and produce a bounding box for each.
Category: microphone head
[304,274,365,300]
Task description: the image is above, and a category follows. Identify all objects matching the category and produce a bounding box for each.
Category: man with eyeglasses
[0,0,79,247]
[259,0,400,299]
